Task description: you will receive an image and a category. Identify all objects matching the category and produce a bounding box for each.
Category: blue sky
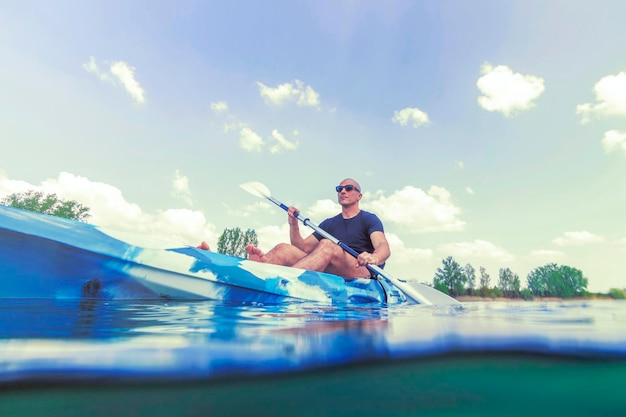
[1,1,625,292]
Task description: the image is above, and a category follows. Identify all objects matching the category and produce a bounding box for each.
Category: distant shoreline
[455,295,615,302]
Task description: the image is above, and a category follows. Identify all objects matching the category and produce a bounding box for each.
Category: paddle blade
[239,181,271,199]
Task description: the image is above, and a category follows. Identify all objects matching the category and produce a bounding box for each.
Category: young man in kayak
[245,178,391,279]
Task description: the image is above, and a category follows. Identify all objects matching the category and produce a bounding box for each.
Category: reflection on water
[0,299,625,384]
[0,298,394,340]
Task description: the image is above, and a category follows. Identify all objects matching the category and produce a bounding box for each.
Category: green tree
[520,288,534,301]
[527,263,554,297]
[488,286,503,298]
[609,288,626,299]
[479,266,491,297]
[433,256,467,297]
[555,265,587,298]
[217,227,258,258]
[498,267,520,298]
[526,263,588,298]
[464,263,476,295]
[1,190,91,222]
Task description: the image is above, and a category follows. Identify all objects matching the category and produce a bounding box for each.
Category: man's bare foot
[246,244,268,262]
[197,241,211,251]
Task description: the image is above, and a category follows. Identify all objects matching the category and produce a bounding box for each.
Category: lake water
[1,298,625,416]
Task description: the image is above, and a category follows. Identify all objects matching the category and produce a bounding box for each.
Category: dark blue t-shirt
[313,210,384,257]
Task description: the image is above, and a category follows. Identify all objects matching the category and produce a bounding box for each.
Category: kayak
[0,205,448,304]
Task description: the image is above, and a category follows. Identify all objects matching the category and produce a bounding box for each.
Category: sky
[1,1,625,292]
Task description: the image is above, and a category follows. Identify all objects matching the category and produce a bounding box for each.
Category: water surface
[1,299,625,416]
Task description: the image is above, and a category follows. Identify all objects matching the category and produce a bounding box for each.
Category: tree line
[433,255,590,299]
[1,190,91,222]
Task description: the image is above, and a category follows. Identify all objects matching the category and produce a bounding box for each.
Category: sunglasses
[335,185,360,193]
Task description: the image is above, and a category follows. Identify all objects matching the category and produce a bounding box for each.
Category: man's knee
[270,242,306,266]
[316,239,342,256]
[273,242,303,259]
[274,242,293,252]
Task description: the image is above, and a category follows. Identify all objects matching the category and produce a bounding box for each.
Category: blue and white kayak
[0,205,449,305]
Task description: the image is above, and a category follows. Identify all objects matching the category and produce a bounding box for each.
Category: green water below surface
[2,354,624,417]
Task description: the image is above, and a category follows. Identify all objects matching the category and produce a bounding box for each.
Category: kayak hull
[0,205,405,304]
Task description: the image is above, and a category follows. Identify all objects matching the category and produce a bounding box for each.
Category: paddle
[239,181,451,305]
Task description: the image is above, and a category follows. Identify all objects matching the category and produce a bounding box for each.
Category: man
[246,178,390,279]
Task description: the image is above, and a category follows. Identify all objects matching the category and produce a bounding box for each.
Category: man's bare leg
[292,240,370,278]
[291,239,340,271]
[247,240,370,278]
[246,243,308,266]
[325,251,371,279]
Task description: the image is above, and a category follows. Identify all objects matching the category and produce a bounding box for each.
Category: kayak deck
[0,205,404,304]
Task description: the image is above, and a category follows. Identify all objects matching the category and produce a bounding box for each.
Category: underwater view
[1,298,625,416]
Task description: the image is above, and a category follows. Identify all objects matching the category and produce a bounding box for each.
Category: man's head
[336,178,362,206]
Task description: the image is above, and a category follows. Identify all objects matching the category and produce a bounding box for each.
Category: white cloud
[83,57,146,104]
[257,79,320,108]
[385,233,433,263]
[228,200,273,218]
[38,172,143,223]
[0,171,217,248]
[363,185,465,233]
[232,127,299,154]
[255,224,290,251]
[552,231,604,246]
[576,72,626,124]
[82,56,113,83]
[110,61,145,104]
[172,170,192,206]
[391,107,430,128]
[212,101,300,154]
[269,129,299,154]
[307,199,340,221]
[477,62,545,117]
[530,249,566,260]
[239,127,264,152]
[0,171,35,196]
[456,161,464,169]
[465,187,474,195]
[223,122,240,133]
[156,208,210,242]
[439,239,514,262]
[210,101,229,113]
[601,130,626,156]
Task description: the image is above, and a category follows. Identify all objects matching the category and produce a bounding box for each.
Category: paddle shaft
[264,195,432,305]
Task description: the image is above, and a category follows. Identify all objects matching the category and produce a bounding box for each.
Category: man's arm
[356,231,390,266]
[368,231,391,265]
[287,206,320,254]
[290,227,319,254]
